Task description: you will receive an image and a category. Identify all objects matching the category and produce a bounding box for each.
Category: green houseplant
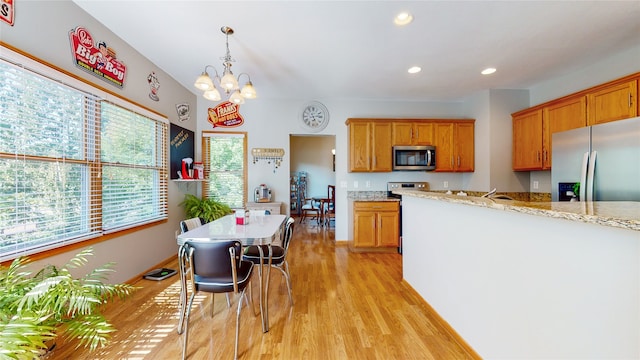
[180,194,233,223]
[0,248,136,359]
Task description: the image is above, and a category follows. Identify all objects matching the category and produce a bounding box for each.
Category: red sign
[68,26,127,88]
[207,101,244,128]
[0,0,14,26]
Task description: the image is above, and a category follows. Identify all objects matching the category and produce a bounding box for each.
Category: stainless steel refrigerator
[551,116,640,201]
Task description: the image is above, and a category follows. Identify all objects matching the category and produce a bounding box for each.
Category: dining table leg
[255,244,273,333]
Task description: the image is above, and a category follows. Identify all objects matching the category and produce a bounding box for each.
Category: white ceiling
[73,1,640,102]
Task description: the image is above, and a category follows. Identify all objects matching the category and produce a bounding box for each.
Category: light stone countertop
[394,189,640,232]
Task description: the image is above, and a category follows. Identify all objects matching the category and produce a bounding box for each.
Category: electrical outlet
[353,181,358,188]
[365,181,371,188]
[340,181,348,188]
[533,181,539,190]
[444,181,449,188]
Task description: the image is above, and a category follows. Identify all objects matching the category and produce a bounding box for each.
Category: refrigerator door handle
[586,151,597,201]
[579,152,589,201]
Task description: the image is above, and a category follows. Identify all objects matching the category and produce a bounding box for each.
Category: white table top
[176,214,286,246]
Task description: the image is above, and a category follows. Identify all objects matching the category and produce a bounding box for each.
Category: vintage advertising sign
[68,26,127,88]
[1,0,14,26]
[207,101,244,128]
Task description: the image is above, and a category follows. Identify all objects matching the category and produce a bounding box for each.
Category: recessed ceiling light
[481,68,497,75]
[408,66,421,74]
[394,12,413,26]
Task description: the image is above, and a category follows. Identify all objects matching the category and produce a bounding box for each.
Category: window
[202,132,247,209]
[0,47,168,261]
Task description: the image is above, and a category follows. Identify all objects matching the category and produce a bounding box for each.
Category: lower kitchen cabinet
[353,201,399,249]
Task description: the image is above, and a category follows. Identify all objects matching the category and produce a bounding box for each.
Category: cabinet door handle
[457,156,460,167]
[630,94,633,108]
[410,128,413,140]
[537,151,541,162]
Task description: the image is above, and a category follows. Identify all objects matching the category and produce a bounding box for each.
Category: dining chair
[325,185,336,226]
[180,217,205,233]
[179,217,232,310]
[242,216,295,306]
[300,198,320,224]
[177,240,254,360]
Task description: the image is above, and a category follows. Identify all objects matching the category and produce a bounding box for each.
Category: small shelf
[172,179,207,182]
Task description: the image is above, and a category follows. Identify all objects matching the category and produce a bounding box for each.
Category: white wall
[1,1,196,283]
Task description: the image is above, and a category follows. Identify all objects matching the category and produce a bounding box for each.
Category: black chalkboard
[170,123,194,179]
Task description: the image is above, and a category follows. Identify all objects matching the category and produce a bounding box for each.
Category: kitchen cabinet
[434,121,475,172]
[588,79,637,125]
[353,201,399,248]
[392,122,434,145]
[542,95,587,168]
[513,96,586,171]
[347,119,392,172]
[512,109,543,171]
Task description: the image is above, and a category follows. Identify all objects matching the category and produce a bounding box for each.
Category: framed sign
[170,123,194,180]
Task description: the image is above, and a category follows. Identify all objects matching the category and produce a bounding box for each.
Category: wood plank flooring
[48,218,478,359]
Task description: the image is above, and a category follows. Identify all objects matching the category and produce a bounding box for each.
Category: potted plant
[180,194,233,223]
[0,248,136,358]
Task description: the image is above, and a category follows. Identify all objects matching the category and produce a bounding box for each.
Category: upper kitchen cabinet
[513,109,544,171]
[392,121,434,145]
[434,121,475,172]
[511,72,640,171]
[347,119,392,172]
[542,95,587,169]
[587,79,637,125]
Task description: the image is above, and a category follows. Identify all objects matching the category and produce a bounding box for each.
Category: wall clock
[300,101,330,132]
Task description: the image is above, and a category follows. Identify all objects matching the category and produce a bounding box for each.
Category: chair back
[182,240,243,293]
[180,217,204,233]
[281,217,295,254]
[327,185,336,210]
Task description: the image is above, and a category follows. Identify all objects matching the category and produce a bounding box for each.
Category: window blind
[0,46,168,261]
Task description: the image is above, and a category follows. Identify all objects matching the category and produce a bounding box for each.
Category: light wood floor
[49,218,478,359]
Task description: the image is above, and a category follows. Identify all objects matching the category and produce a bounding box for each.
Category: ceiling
[73,1,640,102]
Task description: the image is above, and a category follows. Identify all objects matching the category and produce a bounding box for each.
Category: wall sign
[207,101,244,128]
[68,26,127,88]
[0,0,14,26]
[169,123,194,180]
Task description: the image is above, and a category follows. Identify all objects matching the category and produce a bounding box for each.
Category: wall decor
[252,148,284,172]
[68,26,127,88]
[1,0,14,26]
[207,101,244,128]
[176,103,190,122]
[147,71,160,101]
[170,123,194,180]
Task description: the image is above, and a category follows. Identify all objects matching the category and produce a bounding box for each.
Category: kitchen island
[396,190,640,359]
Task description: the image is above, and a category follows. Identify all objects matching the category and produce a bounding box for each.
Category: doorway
[289,135,336,216]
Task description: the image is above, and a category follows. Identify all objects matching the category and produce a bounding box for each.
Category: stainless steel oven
[387,181,430,254]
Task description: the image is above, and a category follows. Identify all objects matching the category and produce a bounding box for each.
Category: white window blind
[0,46,167,261]
[202,132,246,209]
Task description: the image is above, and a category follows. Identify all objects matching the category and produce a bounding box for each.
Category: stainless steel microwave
[393,145,436,171]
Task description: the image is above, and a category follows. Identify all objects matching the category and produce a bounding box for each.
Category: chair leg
[181,292,196,360]
[273,263,294,306]
[234,288,247,360]
[226,293,231,308]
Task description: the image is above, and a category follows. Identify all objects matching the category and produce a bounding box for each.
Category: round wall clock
[300,101,330,132]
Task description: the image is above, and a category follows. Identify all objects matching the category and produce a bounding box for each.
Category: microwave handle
[427,150,431,166]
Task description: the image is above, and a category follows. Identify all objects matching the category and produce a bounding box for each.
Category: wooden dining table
[176,213,286,333]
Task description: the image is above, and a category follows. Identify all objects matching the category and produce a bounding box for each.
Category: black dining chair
[242,216,295,306]
[177,240,254,360]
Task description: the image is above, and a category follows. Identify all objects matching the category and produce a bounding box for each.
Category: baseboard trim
[401,279,482,360]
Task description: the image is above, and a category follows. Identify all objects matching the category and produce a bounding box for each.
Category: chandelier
[194,26,257,104]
